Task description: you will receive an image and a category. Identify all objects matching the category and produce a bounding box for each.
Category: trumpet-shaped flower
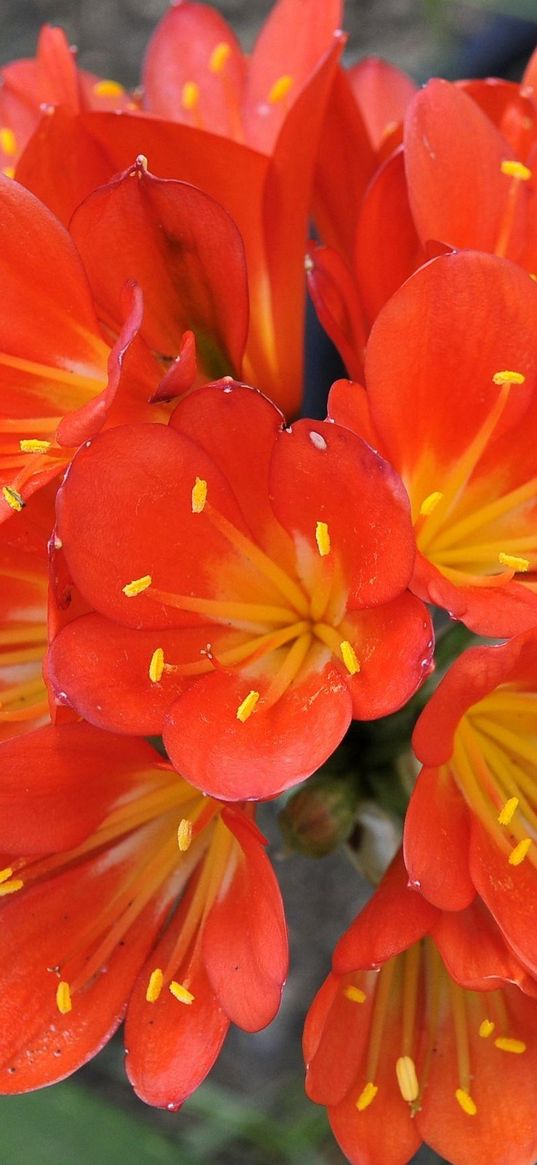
[0,722,287,1107]
[47,381,433,801]
[305,853,537,1165]
[329,250,537,636]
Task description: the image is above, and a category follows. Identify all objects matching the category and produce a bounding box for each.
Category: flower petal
[403,766,475,911]
[341,593,433,720]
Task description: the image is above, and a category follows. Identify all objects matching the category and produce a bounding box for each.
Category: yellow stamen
[149,647,164,683]
[356,1081,378,1112]
[340,640,360,676]
[93,79,125,97]
[509,837,532,866]
[395,1055,419,1103]
[492,369,526,385]
[122,574,152,597]
[146,968,164,1002]
[497,796,519,825]
[268,74,294,104]
[0,867,14,884]
[2,485,24,511]
[182,81,200,111]
[0,127,16,156]
[177,818,193,852]
[498,552,530,572]
[209,42,231,73]
[419,491,444,516]
[192,476,208,513]
[344,985,366,1004]
[169,980,195,1005]
[479,1018,495,1038]
[236,689,260,723]
[19,439,52,453]
[500,159,532,181]
[56,980,72,1015]
[0,878,23,896]
[455,1088,477,1116]
[494,1037,526,1053]
[315,520,331,557]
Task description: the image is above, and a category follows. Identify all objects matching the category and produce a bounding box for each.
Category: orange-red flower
[46,381,433,800]
[329,250,537,636]
[0,722,287,1107]
[406,628,537,980]
[305,853,537,1165]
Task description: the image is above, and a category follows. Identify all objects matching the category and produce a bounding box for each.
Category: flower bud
[278,774,359,858]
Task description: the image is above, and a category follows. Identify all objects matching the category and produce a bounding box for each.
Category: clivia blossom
[406,627,537,981]
[329,249,537,636]
[0,722,287,1108]
[304,853,537,1165]
[46,381,433,801]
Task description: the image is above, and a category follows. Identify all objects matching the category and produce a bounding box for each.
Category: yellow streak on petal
[344,985,366,1004]
[419,490,444,516]
[498,552,530,572]
[182,81,200,111]
[19,439,52,453]
[93,79,125,97]
[169,980,195,1005]
[0,879,24,896]
[492,369,526,385]
[395,1056,419,1103]
[497,796,519,825]
[236,689,260,723]
[495,1037,526,1054]
[2,485,24,511]
[146,968,164,1002]
[122,574,152,597]
[149,647,164,683]
[268,74,294,104]
[479,1019,495,1038]
[501,159,532,181]
[0,127,16,156]
[56,981,72,1015]
[356,1082,378,1112]
[509,837,532,866]
[209,41,231,73]
[0,867,13,884]
[455,1088,477,1116]
[340,640,360,676]
[315,520,331,557]
[3,166,14,179]
[192,477,208,513]
[177,818,193,852]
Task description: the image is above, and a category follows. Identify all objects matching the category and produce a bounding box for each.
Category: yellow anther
[498,796,519,826]
[267,74,294,104]
[508,837,532,866]
[343,985,366,1004]
[149,647,164,683]
[495,1037,526,1054]
[0,127,16,156]
[93,79,125,97]
[455,1088,477,1116]
[146,968,164,1002]
[236,689,260,722]
[356,1081,378,1112]
[169,980,195,1005]
[315,520,331,557]
[209,41,231,73]
[2,485,24,511]
[56,981,72,1015]
[192,477,208,513]
[395,1056,419,1103]
[498,552,530,572]
[419,490,444,516]
[19,439,52,454]
[500,159,532,181]
[177,818,193,852]
[492,369,526,385]
[0,878,23,896]
[122,574,152,597]
[0,867,13,884]
[340,640,360,676]
[479,1018,495,1038]
[181,81,200,111]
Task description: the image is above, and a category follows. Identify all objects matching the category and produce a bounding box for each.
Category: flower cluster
[1,5,537,1164]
